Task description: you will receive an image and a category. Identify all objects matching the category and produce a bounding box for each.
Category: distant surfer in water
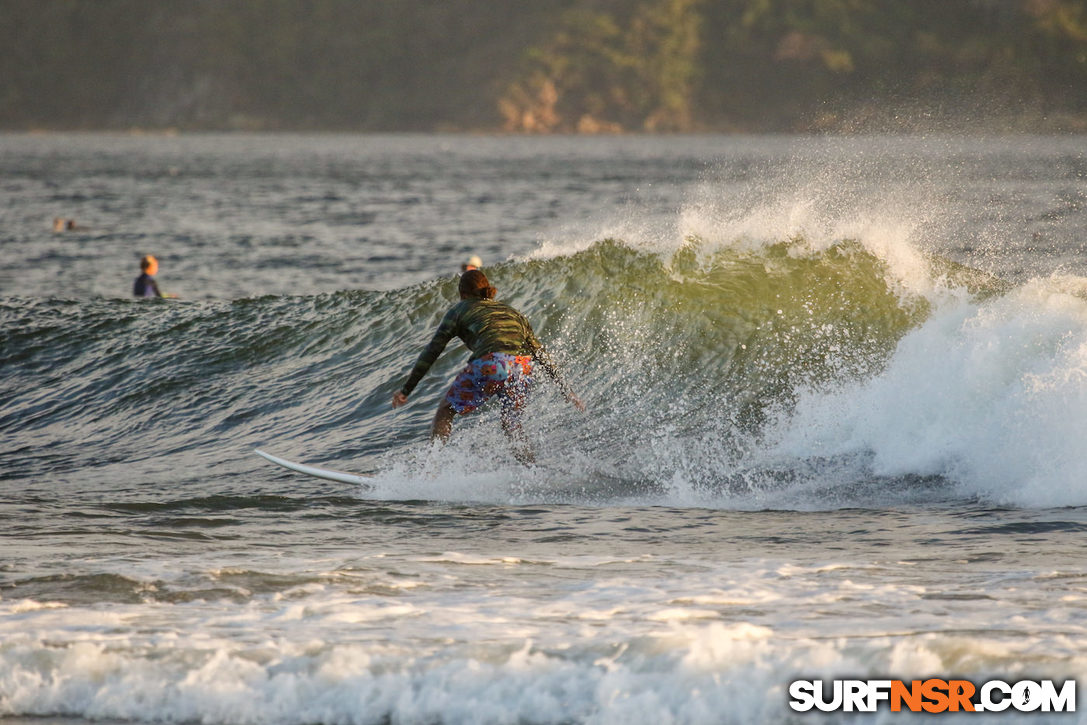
[392,269,584,463]
[133,255,175,298]
[53,217,82,232]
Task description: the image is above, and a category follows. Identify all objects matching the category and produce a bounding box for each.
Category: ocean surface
[2,133,1087,723]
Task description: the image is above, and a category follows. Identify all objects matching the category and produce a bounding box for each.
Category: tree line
[2,0,1085,133]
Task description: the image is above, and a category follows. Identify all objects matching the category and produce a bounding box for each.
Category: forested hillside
[2,0,1086,132]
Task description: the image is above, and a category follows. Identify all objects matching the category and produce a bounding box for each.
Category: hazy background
[3,0,1087,134]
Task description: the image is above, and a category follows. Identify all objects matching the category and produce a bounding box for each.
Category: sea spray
[766,275,1087,508]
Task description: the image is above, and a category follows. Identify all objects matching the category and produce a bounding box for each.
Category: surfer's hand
[568,394,586,412]
[391,391,408,409]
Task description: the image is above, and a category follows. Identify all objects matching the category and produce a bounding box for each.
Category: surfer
[392,269,583,463]
[461,254,482,272]
[133,255,175,298]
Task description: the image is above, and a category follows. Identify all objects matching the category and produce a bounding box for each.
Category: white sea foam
[2,613,1083,724]
[767,275,1087,507]
[0,599,68,614]
[3,550,1085,724]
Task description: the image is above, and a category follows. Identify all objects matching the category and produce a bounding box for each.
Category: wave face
[9,224,1087,508]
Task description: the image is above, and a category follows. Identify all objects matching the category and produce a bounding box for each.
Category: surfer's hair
[459,269,496,300]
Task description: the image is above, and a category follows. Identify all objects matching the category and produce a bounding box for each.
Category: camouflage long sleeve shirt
[399,298,568,397]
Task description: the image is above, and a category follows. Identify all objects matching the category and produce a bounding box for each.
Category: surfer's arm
[397,309,459,399]
[527,334,585,412]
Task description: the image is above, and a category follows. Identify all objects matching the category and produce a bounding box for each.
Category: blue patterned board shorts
[445,352,534,417]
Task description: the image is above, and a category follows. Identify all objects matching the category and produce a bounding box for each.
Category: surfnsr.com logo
[789,679,1076,714]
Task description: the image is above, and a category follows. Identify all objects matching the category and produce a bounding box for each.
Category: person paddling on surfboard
[392,269,584,463]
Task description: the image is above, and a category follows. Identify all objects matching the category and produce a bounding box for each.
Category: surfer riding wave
[392,269,584,463]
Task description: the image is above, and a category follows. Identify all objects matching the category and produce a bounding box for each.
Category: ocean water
[2,133,1087,724]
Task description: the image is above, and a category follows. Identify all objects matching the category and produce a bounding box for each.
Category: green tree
[500,0,702,132]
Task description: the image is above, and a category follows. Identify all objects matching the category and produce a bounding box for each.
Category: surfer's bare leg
[500,408,535,465]
[431,400,456,441]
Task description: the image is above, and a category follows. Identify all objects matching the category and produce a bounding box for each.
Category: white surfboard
[254,448,372,485]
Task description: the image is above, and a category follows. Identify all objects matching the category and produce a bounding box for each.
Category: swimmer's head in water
[140,255,159,276]
[459,269,496,300]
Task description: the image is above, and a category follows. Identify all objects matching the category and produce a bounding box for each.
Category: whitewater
[2,133,1087,724]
